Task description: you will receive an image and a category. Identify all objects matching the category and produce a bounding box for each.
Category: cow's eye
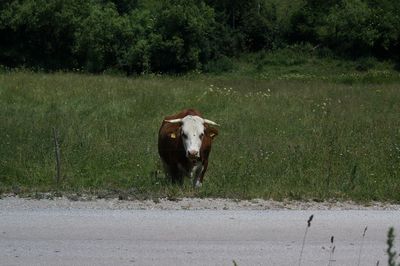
[199,133,204,139]
[182,133,187,139]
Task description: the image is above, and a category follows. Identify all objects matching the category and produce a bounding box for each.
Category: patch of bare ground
[1,195,399,211]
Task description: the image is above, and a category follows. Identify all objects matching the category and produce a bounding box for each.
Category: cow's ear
[206,127,218,140]
[169,126,181,139]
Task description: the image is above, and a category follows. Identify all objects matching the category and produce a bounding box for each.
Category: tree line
[0,0,399,74]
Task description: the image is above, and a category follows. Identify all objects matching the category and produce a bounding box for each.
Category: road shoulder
[1,195,399,211]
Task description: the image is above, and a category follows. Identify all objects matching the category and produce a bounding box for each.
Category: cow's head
[165,115,218,161]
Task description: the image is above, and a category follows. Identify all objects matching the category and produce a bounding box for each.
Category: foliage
[149,0,217,73]
[0,0,400,73]
[387,227,400,266]
[74,3,131,72]
[367,0,400,58]
[74,0,217,73]
[116,9,154,74]
[319,0,378,56]
[239,2,278,51]
[291,0,400,59]
[202,56,235,74]
[0,0,90,69]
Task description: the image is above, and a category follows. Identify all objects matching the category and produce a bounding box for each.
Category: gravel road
[1,197,399,266]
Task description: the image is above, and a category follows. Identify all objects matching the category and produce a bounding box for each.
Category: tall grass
[387,227,400,266]
[298,214,314,266]
[0,70,399,201]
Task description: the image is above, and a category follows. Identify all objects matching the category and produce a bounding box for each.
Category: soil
[1,195,399,211]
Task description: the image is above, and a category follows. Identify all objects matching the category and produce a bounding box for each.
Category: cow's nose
[188,150,199,157]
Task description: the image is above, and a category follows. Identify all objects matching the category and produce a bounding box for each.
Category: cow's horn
[203,119,219,126]
[165,118,183,124]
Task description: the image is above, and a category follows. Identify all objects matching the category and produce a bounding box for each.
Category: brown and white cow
[158,109,219,187]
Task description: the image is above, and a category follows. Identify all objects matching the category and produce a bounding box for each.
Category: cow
[158,109,219,188]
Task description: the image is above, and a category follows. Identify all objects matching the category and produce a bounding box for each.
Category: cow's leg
[197,160,208,187]
[170,164,184,185]
[193,161,207,188]
[162,162,182,185]
[162,161,172,180]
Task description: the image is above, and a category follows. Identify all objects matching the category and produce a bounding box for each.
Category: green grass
[1,61,400,201]
[205,46,400,84]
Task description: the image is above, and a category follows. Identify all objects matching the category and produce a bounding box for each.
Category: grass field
[1,58,400,201]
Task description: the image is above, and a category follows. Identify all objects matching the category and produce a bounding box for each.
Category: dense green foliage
[291,0,400,58]
[1,64,399,200]
[1,0,400,73]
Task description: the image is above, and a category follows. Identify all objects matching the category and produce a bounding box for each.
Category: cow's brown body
[158,109,218,186]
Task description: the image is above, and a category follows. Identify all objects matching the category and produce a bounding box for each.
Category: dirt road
[0,197,399,266]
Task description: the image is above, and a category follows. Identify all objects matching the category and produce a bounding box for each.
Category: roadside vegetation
[1,50,399,201]
[1,0,400,75]
[1,0,400,201]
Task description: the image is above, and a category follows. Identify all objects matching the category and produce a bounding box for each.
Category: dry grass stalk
[298,214,314,266]
[357,226,368,266]
[327,235,335,266]
[53,127,61,184]
[387,227,400,266]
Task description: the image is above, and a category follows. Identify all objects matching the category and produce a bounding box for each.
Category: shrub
[117,9,155,74]
[239,2,278,51]
[318,0,378,57]
[74,3,132,73]
[0,0,90,69]
[354,57,378,71]
[149,0,217,73]
[202,56,235,73]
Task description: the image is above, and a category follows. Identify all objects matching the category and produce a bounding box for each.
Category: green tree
[0,0,90,69]
[239,2,279,51]
[149,0,217,72]
[367,0,400,58]
[318,0,378,56]
[117,9,155,74]
[102,0,139,14]
[74,3,132,72]
[289,0,340,44]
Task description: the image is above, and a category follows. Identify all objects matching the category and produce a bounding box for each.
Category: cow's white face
[180,116,205,160]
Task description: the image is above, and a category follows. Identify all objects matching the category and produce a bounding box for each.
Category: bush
[291,0,400,60]
[319,0,378,56]
[116,9,155,74]
[1,0,400,73]
[239,2,278,51]
[289,0,341,45]
[355,57,378,71]
[149,0,217,73]
[367,0,400,59]
[202,56,235,73]
[256,45,313,67]
[74,3,132,72]
[0,0,90,69]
